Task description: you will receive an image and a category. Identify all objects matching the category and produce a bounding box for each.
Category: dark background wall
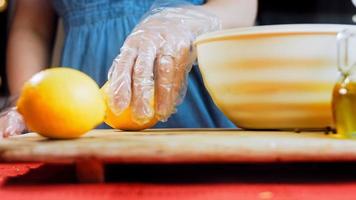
[1,0,356,96]
[258,0,356,25]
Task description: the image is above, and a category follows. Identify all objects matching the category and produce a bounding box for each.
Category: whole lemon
[17,68,106,139]
[101,82,158,131]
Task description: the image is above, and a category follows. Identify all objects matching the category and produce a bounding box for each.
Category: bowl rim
[195,24,356,45]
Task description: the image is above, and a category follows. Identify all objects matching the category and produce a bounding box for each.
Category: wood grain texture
[0,129,355,164]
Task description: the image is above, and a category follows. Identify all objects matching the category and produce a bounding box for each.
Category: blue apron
[52,0,235,128]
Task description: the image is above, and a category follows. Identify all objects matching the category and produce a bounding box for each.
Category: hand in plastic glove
[0,107,26,139]
[108,3,221,124]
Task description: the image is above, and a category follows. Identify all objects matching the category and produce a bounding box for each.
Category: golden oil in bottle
[332,75,356,138]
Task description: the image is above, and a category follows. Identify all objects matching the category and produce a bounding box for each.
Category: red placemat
[2,182,356,200]
[0,163,42,185]
[1,163,356,200]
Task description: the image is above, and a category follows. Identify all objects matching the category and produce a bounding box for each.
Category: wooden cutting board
[0,129,355,182]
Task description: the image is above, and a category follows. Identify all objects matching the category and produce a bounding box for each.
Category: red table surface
[1,162,356,200]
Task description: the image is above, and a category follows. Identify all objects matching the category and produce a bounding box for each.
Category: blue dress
[52,0,235,128]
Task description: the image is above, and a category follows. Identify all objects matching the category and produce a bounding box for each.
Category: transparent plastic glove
[0,107,26,139]
[108,2,221,124]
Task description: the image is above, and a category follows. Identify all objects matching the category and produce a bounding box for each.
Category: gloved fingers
[107,46,137,115]
[4,125,23,138]
[8,109,26,136]
[154,54,175,121]
[0,114,7,139]
[132,42,156,124]
[175,63,192,105]
[170,42,192,106]
[0,108,26,139]
[107,3,222,122]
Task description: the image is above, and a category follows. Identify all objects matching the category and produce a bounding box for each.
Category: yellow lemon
[101,82,158,131]
[17,68,105,139]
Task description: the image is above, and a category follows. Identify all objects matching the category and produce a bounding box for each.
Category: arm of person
[202,0,257,28]
[6,0,57,96]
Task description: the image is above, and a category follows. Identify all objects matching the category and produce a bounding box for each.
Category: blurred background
[257,0,356,25]
[0,0,356,97]
[0,0,7,96]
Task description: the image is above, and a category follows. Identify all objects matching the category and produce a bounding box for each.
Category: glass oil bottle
[332,29,356,138]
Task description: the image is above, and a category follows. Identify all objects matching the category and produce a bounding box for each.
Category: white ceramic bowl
[196,24,356,129]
